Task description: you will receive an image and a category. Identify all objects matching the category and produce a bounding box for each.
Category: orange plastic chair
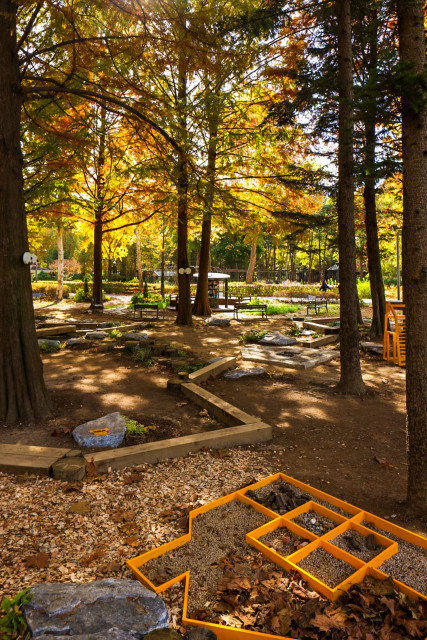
[383,302,406,366]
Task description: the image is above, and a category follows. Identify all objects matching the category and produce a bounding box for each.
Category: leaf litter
[0,448,426,638]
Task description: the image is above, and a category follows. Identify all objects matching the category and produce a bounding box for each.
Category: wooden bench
[32,292,44,301]
[133,303,163,320]
[307,295,328,314]
[234,303,268,320]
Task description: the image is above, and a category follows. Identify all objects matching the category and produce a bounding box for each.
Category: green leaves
[0,588,33,640]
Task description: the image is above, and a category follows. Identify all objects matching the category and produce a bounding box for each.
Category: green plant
[132,347,153,367]
[174,362,205,373]
[39,341,61,353]
[239,327,267,343]
[125,418,157,438]
[74,286,91,303]
[0,588,33,640]
[109,329,123,340]
[357,277,372,300]
[83,276,89,297]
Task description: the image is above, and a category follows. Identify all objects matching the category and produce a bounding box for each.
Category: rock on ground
[24,579,169,639]
[38,339,61,349]
[259,332,297,346]
[73,412,126,448]
[84,331,108,340]
[49,629,136,640]
[224,367,265,379]
[204,318,231,326]
[66,338,92,350]
[123,332,149,341]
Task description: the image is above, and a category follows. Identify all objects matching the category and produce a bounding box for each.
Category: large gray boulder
[204,317,230,326]
[24,579,169,638]
[224,367,265,379]
[259,332,297,346]
[73,412,126,448]
[85,331,108,340]
[66,338,92,350]
[49,629,137,640]
[123,332,149,341]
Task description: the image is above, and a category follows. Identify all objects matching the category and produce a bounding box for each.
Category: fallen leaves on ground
[208,554,427,639]
[1,449,426,640]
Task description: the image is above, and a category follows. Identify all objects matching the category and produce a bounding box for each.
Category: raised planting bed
[127,472,427,640]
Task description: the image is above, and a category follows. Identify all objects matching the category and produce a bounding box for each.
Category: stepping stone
[241,344,339,369]
[123,332,148,341]
[73,412,126,448]
[23,579,169,639]
[38,339,61,349]
[224,367,265,379]
[85,331,108,340]
[97,322,120,328]
[66,338,92,350]
[204,317,231,326]
[259,332,297,346]
[301,329,315,336]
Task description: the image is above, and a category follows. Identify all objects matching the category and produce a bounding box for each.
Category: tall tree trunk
[397,0,427,513]
[362,8,386,338]
[0,1,51,422]
[92,103,106,306]
[160,219,165,299]
[336,0,366,394]
[135,226,143,290]
[193,93,220,316]
[56,226,64,301]
[176,24,191,326]
[246,238,257,284]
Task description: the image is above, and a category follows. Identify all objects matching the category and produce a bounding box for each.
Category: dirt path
[6,298,424,536]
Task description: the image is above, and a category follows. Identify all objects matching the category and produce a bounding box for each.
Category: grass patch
[252,298,302,315]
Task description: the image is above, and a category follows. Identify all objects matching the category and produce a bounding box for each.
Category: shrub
[74,288,91,303]
[33,270,54,281]
[31,283,69,299]
[357,277,372,300]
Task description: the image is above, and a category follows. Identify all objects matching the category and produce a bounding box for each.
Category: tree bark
[0,1,51,422]
[362,8,386,338]
[246,238,257,284]
[92,103,107,306]
[335,0,366,394]
[397,0,427,513]
[135,226,143,290]
[176,26,192,326]
[193,93,220,316]
[56,226,64,301]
